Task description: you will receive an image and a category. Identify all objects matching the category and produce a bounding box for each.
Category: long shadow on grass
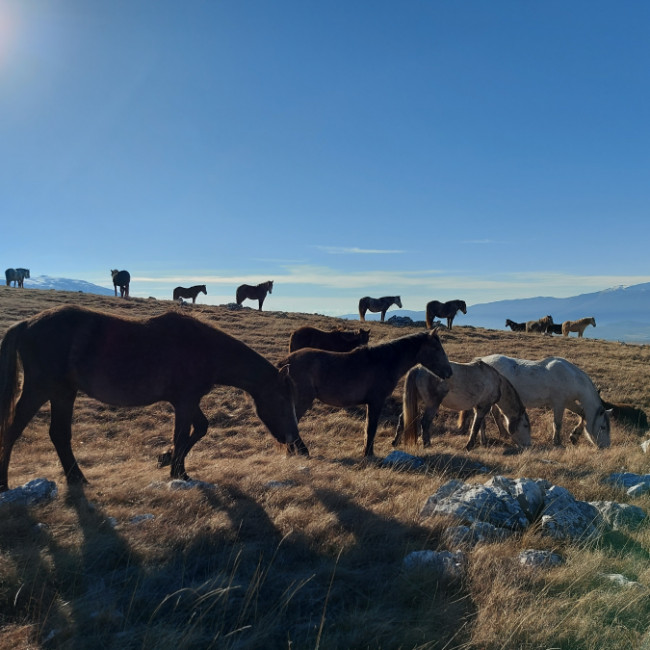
[311,487,474,648]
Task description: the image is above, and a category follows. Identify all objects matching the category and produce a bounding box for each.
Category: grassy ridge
[1,286,650,649]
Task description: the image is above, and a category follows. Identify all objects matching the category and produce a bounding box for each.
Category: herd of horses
[0,294,633,491]
[506,315,597,338]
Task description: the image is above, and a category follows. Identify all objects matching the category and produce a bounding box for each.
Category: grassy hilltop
[1,286,650,649]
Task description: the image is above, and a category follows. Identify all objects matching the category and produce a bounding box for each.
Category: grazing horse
[562,317,596,338]
[525,315,554,334]
[505,319,526,332]
[479,354,611,448]
[111,269,131,298]
[173,285,207,304]
[0,305,306,490]
[236,280,273,311]
[5,268,30,288]
[280,330,452,457]
[425,300,467,329]
[394,362,531,451]
[289,326,370,353]
[358,296,402,322]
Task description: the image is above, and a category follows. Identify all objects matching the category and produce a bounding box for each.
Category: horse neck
[574,374,601,423]
[375,335,424,378]
[211,336,276,398]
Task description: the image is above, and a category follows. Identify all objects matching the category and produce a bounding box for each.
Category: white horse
[394,361,532,451]
[478,354,611,448]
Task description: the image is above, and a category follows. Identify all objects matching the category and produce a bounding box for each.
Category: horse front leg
[49,390,87,485]
[380,310,386,322]
[362,402,383,457]
[392,413,404,447]
[552,406,565,446]
[286,395,313,455]
[166,403,196,480]
[421,406,439,447]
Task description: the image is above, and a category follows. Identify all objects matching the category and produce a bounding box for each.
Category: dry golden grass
[1,286,650,649]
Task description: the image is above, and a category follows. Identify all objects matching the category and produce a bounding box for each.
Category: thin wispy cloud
[314,246,405,255]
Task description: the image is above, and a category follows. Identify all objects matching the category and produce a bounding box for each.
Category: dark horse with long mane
[236,280,273,311]
[425,299,467,329]
[289,326,370,353]
[0,305,306,491]
[111,269,130,298]
[279,330,451,457]
[5,268,30,288]
[505,319,526,332]
[358,296,402,322]
[173,285,207,303]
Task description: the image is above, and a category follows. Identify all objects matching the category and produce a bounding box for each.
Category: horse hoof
[157,451,172,468]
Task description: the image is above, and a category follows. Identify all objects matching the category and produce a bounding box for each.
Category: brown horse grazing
[111,269,131,298]
[562,317,596,338]
[0,305,306,491]
[425,300,467,329]
[289,326,370,353]
[394,361,531,451]
[525,315,553,333]
[505,319,526,332]
[279,330,452,457]
[173,285,207,304]
[358,296,402,322]
[236,281,273,310]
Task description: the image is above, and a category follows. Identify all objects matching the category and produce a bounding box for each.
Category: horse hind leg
[465,404,491,451]
[0,385,51,491]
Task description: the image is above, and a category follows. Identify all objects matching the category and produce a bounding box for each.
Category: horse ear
[278,363,290,378]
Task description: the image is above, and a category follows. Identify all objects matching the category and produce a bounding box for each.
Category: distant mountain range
[343,283,650,344]
[23,275,114,296]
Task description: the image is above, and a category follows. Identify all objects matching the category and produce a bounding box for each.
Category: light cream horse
[561,317,596,337]
[479,354,610,447]
[394,361,532,451]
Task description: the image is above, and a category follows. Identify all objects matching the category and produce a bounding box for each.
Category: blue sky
[1,1,648,315]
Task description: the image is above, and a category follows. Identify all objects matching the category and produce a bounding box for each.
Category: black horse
[358,296,402,322]
[236,281,273,310]
[5,268,30,288]
[425,299,467,329]
[111,269,131,298]
[173,285,207,304]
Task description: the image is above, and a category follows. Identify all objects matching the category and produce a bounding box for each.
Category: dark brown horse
[0,305,306,491]
[236,280,273,310]
[358,296,402,322]
[280,330,452,457]
[505,319,526,332]
[289,326,370,353]
[173,285,207,303]
[425,299,467,329]
[111,269,130,298]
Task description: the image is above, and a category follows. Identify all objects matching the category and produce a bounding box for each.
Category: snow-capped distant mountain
[23,275,114,296]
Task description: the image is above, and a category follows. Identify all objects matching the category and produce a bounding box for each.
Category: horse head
[508,411,532,448]
[585,406,611,449]
[256,364,308,455]
[395,296,403,308]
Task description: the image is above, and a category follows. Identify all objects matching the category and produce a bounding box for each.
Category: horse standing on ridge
[358,296,402,322]
[5,268,30,288]
[111,269,130,298]
[505,319,526,332]
[425,299,467,329]
[0,305,306,491]
[236,281,273,310]
[173,285,207,304]
[525,315,554,334]
[562,317,596,338]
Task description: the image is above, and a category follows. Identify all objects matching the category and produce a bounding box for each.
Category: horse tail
[425,303,433,329]
[402,368,421,446]
[0,321,26,441]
